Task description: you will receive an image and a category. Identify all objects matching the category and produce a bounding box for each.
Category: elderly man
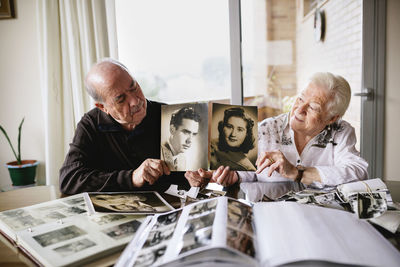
[212,72,368,188]
[161,106,201,171]
[59,59,208,194]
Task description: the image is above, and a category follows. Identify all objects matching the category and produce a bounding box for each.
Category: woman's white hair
[307,72,351,118]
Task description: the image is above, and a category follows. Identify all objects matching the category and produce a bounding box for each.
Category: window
[115,0,231,104]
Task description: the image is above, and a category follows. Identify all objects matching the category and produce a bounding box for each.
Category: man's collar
[167,138,180,156]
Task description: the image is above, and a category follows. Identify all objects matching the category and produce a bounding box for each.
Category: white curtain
[37,0,116,186]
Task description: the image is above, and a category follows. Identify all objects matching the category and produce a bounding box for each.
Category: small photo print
[53,238,96,257]
[155,210,181,228]
[143,224,176,248]
[227,199,254,235]
[161,103,209,171]
[179,212,215,255]
[356,192,387,219]
[33,225,86,247]
[88,192,172,213]
[226,227,255,258]
[184,212,215,235]
[180,226,213,255]
[102,220,142,240]
[210,103,258,171]
[61,206,87,216]
[134,245,167,267]
[91,214,127,225]
[188,199,218,217]
[44,211,67,220]
[228,199,253,218]
[62,197,85,206]
[0,209,45,231]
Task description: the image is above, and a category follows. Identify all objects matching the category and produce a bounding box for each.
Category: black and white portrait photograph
[33,225,86,247]
[161,102,208,171]
[210,103,258,171]
[102,220,142,240]
[88,192,172,213]
[53,238,96,257]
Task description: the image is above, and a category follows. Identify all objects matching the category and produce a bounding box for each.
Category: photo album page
[0,193,149,267]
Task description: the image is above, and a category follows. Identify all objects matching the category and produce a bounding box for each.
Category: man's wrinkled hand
[132,159,170,187]
[184,168,212,188]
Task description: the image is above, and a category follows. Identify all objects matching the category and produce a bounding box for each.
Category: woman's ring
[269,158,275,163]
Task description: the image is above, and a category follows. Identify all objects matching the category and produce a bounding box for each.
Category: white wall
[384,0,400,181]
[0,0,45,188]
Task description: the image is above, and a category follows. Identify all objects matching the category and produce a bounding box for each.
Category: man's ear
[170,124,176,134]
[95,103,107,114]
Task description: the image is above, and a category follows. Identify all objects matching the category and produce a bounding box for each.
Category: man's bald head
[85,59,133,103]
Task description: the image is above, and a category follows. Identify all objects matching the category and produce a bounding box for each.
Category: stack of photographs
[84,191,174,215]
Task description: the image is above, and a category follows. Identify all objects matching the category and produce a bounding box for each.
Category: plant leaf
[0,124,19,163]
[17,117,24,165]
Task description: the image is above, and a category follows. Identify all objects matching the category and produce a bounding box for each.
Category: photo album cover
[161,102,258,172]
[84,191,174,215]
[0,193,149,267]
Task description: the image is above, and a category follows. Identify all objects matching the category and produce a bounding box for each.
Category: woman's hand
[211,166,239,187]
[256,151,298,180]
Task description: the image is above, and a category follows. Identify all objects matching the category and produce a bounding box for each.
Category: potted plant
[0,118,38,186]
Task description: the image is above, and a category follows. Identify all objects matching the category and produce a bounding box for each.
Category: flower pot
[5,160,39,186]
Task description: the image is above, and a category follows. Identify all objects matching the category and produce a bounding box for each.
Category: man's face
[170,118,199,154]
[98,69,147,129]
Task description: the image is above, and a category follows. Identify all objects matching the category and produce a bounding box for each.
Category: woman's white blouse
[238,113,368,188]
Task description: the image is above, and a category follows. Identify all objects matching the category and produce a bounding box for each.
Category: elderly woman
[210,107,257,171]
[206,72,368,188]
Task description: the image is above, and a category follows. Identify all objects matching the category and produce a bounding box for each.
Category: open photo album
[0,193,148,267]
[161,102,258,172]
[84,191,174,215]
[115,196,400,267]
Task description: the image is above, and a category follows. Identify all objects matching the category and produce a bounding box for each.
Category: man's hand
[211,166,239,187]
[184,168,212,188]
[132,159,170,187]
[256,150,297,180]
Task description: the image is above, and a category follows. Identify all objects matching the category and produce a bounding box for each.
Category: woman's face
[290,83,337,137]
[223,116,247,148]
